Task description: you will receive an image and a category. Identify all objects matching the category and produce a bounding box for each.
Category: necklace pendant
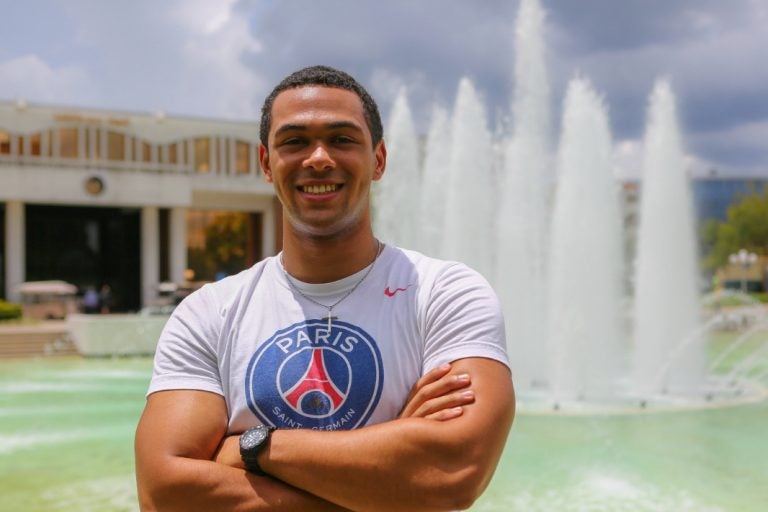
[321,315,338,332]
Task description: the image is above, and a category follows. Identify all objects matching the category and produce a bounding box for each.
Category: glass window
[194,137,210,173]
[168,143,178,164]
[235,141,250,174]
[0,131,10,155]
[142,141,152,162]
[107,131,125,161]
[30,133,41,156]
[59,127,78,158]
[187,210,249,281]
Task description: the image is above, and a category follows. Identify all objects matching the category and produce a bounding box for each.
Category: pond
[1,357,766,511]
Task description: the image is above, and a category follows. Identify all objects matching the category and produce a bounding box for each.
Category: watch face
[241,426,269,451]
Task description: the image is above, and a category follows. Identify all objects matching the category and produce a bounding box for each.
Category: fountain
[373,88,421,249]
[495,0,552,390]
[441,78,495,280]
[372,0,767,411]
[418,106,451,256]
[632,80,706,397]
[547,77,624,402]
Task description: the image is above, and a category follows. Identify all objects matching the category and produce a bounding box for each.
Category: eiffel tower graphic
[284,348,347,415]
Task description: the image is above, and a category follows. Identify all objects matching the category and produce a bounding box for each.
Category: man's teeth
[302,184,339,194]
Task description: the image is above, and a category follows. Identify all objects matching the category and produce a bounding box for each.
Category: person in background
[82,286,100,314]
[99,284,113,314]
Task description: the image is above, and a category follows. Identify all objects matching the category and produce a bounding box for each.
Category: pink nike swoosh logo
[384,286,410,297]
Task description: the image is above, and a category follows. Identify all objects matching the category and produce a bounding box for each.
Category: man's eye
[281,138,304,146]
[332,136,355,144]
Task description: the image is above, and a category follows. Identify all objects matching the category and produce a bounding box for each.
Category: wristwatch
[239,425,276,475]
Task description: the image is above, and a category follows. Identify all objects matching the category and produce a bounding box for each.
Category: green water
[1,357,766,511]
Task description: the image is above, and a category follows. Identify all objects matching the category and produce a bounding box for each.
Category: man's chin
[289,216,360,240]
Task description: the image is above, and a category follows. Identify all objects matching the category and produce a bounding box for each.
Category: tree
[703,188,768,271]
[188,213,248,281]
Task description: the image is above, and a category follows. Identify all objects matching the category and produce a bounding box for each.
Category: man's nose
[303,143,335,171]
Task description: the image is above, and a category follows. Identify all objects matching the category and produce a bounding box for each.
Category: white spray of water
[496,0,553,388]
[373,87,421,248]
[548,77,625,400]
[419,105,452,256]
[442,78,494,279]
[633,80,704,395]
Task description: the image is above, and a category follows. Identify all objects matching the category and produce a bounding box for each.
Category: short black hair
[259,65,383,149]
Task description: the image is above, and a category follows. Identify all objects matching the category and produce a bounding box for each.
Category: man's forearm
[259,418,482,512]
[135,390,351,512]
[137,455,350,512]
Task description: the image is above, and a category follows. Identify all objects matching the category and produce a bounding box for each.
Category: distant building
[1,100,279,310]
[692,176,768,222]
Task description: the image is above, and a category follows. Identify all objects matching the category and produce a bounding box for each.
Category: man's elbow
[422,462,491,512]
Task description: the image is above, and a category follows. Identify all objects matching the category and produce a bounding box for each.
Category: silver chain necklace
[281,240,383,332]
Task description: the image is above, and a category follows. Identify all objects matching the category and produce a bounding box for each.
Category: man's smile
[299,184,343,195]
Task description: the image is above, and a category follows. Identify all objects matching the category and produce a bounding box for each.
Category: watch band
[240,426,275,475]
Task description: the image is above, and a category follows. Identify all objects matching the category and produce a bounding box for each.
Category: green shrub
[753,292,768,303]
[0,300,23,321]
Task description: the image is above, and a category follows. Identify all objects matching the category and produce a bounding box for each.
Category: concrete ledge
[67,314,169,357]
[0,321,77,357]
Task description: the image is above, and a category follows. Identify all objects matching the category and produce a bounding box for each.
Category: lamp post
[728,249,757,294]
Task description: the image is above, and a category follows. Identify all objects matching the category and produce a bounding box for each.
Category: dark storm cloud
[239,0,517,127]
[546,0,768,171]
[238,0,767,173]
[547,0,751,53]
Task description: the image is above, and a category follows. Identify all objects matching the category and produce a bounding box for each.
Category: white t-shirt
[148,245,508,433]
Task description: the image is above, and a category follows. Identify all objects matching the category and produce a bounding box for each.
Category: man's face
[260,86,386,238]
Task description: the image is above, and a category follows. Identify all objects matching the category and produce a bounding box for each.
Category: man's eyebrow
[273,121,364,137]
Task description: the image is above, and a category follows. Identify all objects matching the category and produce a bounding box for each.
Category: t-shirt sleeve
[147,284,223,396]
[422,263,509,373]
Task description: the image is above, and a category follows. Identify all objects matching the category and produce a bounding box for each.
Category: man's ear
[259,144,273,183]
[373,140,387,181]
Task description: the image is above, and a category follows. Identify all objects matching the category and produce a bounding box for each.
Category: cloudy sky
[1,0,766,177]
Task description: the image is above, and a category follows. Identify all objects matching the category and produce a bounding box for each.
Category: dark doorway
[25,205,141,311]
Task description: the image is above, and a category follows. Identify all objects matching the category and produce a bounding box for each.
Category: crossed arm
[135,357,514,511]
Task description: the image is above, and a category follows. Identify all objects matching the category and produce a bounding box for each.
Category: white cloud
[174,0,265,119]
[0,55,96,105]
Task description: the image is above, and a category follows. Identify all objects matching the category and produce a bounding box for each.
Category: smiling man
[135,65,514,512]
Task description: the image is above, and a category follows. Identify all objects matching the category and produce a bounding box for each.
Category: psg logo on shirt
[245,319,383,430]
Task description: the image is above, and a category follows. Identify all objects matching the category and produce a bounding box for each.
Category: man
[135,65,514,511]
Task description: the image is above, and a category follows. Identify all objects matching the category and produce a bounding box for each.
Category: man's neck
[280,224,380,284]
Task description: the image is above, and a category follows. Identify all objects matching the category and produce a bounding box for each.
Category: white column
[5,201,25,302]
[169,207,188,284]
[141,206,160,308]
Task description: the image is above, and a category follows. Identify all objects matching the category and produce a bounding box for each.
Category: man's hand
[399,362,475,420]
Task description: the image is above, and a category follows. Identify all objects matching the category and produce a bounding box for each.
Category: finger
[401,363,452,416]
[401,372,472,418]
[412,389,475,418]
[409,363,452,399]
[425,406,464,421]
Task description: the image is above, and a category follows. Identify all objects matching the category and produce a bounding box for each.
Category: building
[1,100,279,311]
[693,175,768,222]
